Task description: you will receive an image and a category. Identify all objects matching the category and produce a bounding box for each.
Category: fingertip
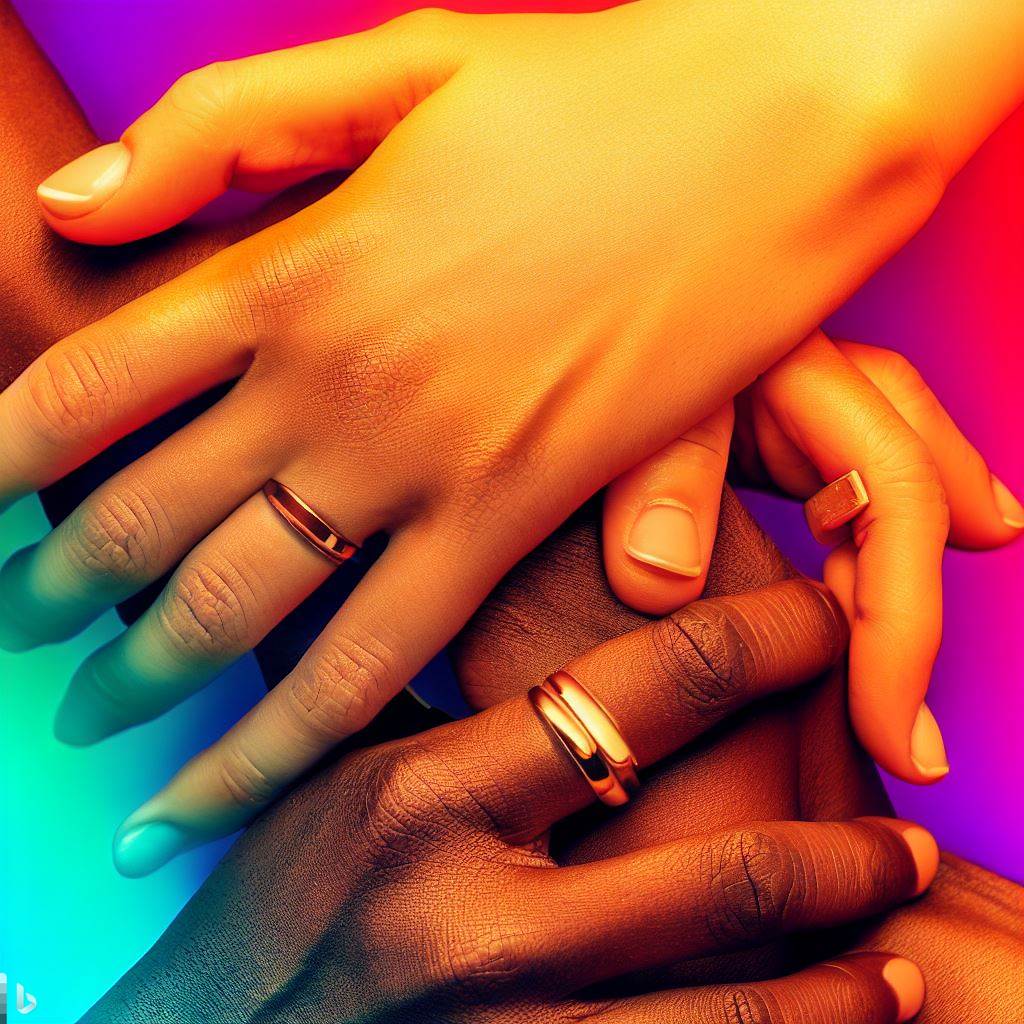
[990,474,1024,531]
[858,817,940,896]
[112,818,191,878]
[822,542,857,626]
[853,699,949,787]
[605,497,709,614]
[625,500,703,578]
[881,957,926,1022]
[37,142,131,224]
[909,702,950,782]
[53,661,121,747]
[897,824,940,896]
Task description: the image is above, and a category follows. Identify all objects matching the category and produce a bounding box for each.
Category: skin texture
[2,1,1022,864]
[0,11,1019,1019]
[82,497,1023,1023]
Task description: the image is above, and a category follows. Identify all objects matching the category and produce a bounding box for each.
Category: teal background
[1,497,264,1023]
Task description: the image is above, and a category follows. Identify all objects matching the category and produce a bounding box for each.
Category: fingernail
[893,823,940,896]
[910,703,949,780]
[113,820,189,878]
[858,817,940,897]
[626,500,701,577]
[53,662,121,746]
[37,142,130,219]
[991,474,1024,530]
[882,957,925,1022]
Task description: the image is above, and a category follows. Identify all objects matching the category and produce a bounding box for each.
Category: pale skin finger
[51,493,335,746]
[0,385,278,651]
[757,331,949,784]
[35,13,471,243]
[603,401,733,615]
[836,339,1024,548]
[108,523,503,876]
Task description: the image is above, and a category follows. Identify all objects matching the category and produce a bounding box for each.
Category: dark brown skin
[0,5,1019,1020]
[452,494,1024,1017]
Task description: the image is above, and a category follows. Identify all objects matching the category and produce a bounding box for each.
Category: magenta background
[14,1,1023,881]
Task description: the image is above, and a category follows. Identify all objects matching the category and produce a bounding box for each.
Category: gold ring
[263,480,359,565]
[804,469,870,545]
[529,669,639,806]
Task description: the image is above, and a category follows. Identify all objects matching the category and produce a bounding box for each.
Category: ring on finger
[804,469,870,544]
[529,670,639,806]
[263,479,360,565]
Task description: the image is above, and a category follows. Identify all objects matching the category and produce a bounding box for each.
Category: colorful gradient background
[2,1,1021,1020]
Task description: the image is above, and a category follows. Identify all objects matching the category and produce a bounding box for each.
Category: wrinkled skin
[0,7,1019,1021]
[79,496,1023,1023]
[452,493,1024,1017]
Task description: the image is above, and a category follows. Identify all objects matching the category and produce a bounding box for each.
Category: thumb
[603,402,733,615]
[36,10,469,245]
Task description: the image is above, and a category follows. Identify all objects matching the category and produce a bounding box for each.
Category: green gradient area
[1,497,263,1023]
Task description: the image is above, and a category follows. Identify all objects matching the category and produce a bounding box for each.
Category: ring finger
[51,457,391,745]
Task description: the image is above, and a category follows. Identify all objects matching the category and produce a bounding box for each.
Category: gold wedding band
[263,479,359,565]
[529,669,639,806]
[804,470,870,544]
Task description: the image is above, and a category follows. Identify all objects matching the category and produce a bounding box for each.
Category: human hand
[0,0,339,390]
[602,332,1023,783]
[453,497,1022,1020]
[84,575,935,1023]
[842,853,1024,1023]
[6,0,1021,851]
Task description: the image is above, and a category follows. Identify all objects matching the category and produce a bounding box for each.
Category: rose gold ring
[804,469,870,545]
[263,480,359,565]
[529,669,639,807]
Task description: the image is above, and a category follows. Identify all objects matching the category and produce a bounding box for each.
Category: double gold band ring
[804,469,870,545]
[263,479,359,565]
[529,670,639,806]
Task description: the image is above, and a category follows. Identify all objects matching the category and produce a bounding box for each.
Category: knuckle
[216,743,277,810]
[860,422,949,524]
[25,344,128,446]
[354,743,495,870]
[436,918,532,1004]
[699,828,796,947]
[389,7,455,41]
[655,602,753,718]
[164,60,242,130]
[710,986,778,1024]
[157,559,252,658]
[871,347,929,401]
[64,487,163,587]
[287,629,397,740]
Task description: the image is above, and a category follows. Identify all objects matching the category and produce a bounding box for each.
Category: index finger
[0,261,252,506]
